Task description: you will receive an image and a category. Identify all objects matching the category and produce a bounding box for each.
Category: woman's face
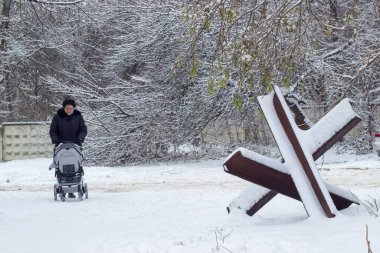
[64,105,74,116]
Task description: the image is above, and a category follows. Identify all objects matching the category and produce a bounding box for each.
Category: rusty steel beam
[273,92,335,218]
[225,111,360,217]
[312,117,361,160]
[224,151,358,214]
[245,190,278,216]
[225,87,361,217]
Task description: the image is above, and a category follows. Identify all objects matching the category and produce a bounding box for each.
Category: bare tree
[184,0,380,152]
[0,0,88,122]
[43,0,212,164]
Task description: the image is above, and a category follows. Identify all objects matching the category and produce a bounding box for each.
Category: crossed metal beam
[224,86,361,218]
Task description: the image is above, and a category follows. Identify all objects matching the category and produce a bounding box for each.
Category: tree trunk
[1,0,14,121]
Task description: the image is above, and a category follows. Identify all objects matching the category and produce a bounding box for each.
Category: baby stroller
[50,143,88,201]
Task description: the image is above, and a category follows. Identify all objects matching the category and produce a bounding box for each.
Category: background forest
[0,0,379,165]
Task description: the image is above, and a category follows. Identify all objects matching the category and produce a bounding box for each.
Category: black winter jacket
[49,108,87,146]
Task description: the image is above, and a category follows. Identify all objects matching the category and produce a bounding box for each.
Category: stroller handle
[56,142,81,147]
[54,143,84,159]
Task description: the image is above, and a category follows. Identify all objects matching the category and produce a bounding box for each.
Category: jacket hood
[57,108,82,117]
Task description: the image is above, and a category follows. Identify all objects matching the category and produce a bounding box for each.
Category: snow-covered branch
[28,0,83,5]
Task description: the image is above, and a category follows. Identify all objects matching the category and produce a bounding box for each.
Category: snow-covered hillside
[0,151,379,253]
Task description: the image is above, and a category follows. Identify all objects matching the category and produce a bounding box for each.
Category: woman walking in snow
[49,96,87,147]
[49,96,87,198]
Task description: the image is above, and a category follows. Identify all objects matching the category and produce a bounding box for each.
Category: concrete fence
[0,122,53,162]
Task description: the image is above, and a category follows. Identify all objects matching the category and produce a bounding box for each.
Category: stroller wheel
[53,184,58,201]
[78,185,83,201]
[60,188,66,202]
[84,183,88,199]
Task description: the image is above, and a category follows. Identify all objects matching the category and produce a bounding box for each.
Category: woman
[49,96,87,198]
[49,96,87,146]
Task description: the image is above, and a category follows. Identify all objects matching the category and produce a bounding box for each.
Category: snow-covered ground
[0,150,379,253]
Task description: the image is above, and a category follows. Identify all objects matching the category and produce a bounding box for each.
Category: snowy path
[0,159,250,192]
[0,153,379,253]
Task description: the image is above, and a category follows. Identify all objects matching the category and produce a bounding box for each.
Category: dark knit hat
[62,96,76,108]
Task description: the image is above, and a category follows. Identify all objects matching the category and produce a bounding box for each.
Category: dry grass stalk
[366,224,373,253]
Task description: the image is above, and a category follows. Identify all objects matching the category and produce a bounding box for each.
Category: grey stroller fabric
[54,143,84,174]
[52,143,88,201]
